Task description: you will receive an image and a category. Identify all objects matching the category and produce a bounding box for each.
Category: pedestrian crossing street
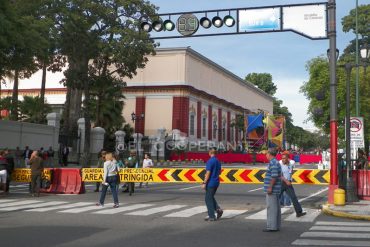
[0,198,321,222]
[292,221,370,246]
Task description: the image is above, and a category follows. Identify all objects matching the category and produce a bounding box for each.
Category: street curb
[322,204,370,221]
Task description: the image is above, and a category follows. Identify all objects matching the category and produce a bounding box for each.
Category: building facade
[1,47,273,147]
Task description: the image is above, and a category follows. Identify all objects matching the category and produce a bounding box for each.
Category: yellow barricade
[81,168,330,185]
[12,168,52,182]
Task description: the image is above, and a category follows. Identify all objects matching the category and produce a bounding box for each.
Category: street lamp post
[131,112,145,165]
[344,63,359,202]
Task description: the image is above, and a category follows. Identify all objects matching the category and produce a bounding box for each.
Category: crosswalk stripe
[284,208,321,222]
[26,202,93,212]
[301,232,370,239]
[222,210,248,218]
[59,203,114,213]
[164,206,207,217]
[0,201,67,212]
[292,239,370,246]
[316,221,370,226]
[310,226,370,232]
[126,205,187,216]
[0,199,17,203]
[245,207,290,220]
[93,204,154,215]
[0,200,41,208]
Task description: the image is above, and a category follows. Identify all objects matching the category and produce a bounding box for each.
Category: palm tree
[19,96,52,123]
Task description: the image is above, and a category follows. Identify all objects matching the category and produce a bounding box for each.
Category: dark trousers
[5,171,12,192]
[96,182,101,191]
[127,182,135,194]
[31,174,41,195]
[99,176,119,205]
[205,186,220,219]
[280,181,303,214]
[62,155,68,166]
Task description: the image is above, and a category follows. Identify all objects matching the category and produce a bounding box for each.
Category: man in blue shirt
[263,148,282,232]
[202,149,223,221]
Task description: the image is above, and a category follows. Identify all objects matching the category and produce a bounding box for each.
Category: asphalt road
[2,177,364,247]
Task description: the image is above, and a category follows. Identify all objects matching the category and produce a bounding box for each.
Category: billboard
[239,8,280,32]
[282,4,327,39]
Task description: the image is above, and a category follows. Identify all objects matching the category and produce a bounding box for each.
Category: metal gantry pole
[355,0,360,116]
[328,0,338,203]
[345,64,359,202]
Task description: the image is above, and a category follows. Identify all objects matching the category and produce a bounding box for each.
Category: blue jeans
[205,186,220,219]
[280,191,291,206]
[99,175,119,205]
[281,181,303,214]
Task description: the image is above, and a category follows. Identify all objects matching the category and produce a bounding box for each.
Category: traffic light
[163,20,175,31]
[223,15,235,27]
[140,13,236,33]
[212,16,223,28]
[200,17,211,29]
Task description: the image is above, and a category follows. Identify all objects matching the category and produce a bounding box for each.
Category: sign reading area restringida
[82,168,156,182]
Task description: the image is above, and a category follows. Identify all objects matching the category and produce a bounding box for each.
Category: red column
[218,108,222,141]
[135,97,146,134]
[208,105,212,140]
[197,101,201,139]
[172,97,189,135]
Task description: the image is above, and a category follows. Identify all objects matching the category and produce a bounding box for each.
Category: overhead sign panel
[239,8,280,32]
[282,4,327,39]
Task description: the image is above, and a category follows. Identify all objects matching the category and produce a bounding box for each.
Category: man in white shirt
[140,153,153,188]
[279,153,306,217]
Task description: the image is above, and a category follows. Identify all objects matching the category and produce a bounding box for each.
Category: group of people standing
[95,150,154,208]
[0,148,44,197]
[14,146,56,168]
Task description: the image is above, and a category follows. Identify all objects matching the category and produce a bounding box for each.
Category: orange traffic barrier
[48,168,85,194]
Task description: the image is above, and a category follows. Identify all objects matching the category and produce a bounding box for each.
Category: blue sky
[149,0,369,130]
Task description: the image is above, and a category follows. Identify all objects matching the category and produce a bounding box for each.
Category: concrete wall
[0,120,59,151]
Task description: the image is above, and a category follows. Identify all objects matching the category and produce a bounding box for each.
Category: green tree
[89,75,126,133]
[52,0,158,166]
[1,0,51,121]
[301,55,368,150]
[245,73,277,96]
[19,96,52,123]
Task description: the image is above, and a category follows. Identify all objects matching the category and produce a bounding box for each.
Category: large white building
[1,47,273,145]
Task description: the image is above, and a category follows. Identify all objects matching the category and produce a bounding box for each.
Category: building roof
[155,47,274,101]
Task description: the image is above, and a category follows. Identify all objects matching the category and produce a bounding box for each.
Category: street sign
[239,8,280,32]
[350,117,365,149]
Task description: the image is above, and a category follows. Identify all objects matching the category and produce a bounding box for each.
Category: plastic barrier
[48,168,85,194]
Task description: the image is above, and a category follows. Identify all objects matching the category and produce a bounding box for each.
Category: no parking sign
[350,117,365,149]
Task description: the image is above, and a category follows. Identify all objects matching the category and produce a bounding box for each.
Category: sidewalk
[322,200,370,221]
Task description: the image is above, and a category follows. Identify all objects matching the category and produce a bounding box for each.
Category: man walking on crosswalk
[263,148,282,232]
[202,148,223,221]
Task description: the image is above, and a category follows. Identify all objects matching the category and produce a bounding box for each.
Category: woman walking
[96,152,120,208]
